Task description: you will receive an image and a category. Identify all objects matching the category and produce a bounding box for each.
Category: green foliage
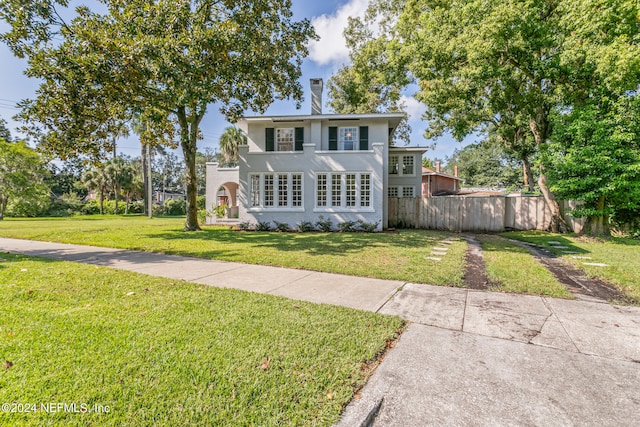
[196,195,206,210]
[273,220,290,232]
[0,139,50,219]
[315,216,333,232]
[1,0,317,231]
[338,221,358,232]
[47,192,84,217]
[0,116,11,141]
[446,138,525,189]
[547,95,640,231]
[297,221,315,232]
[213,204,228,219]
[357,220,380,233]
[218,126,246,167]
[255,221,272,231]
[237,221,253,231]
[162,199,186,216]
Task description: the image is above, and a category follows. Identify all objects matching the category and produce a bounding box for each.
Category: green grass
[476,235,573,299]
[0,216,467,287]
[503,231,640,303]
[0,253,404,426]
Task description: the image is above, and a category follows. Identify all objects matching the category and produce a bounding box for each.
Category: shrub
[47,192,83,217]
[297,221,315,232]
[237,221,253,231]
[256,220,272,231]
[81,200,100,215]
[197,209,208,225]
[357,220,380,233]
[127,200,145,214]
[315,216,333,232]
[338,221,358,232]
[163,198,186,216]
[273,220,290,232]
[213,204,228,218]
[196,195,206,210]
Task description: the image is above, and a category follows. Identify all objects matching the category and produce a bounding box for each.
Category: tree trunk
[523,159,535,192]
[530,116,567,233]
[141,145,148,215]
[114,185,119,215]
[0,195,7,220]
[99,190,104,215]
[177,106,202,231]
[587,195,609,236]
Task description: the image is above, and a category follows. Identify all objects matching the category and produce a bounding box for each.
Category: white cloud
[400,95,427,120]
[308,0,369,66]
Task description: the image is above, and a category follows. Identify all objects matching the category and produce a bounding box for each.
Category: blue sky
[0,0,475,161]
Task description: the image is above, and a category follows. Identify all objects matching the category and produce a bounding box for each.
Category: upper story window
[389,154,416,176]
[339,127,358,151]
[276,128,294,151]
[328,126,368,151]
[266,127,304,152]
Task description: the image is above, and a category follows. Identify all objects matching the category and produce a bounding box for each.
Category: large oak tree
[1,0,316,230]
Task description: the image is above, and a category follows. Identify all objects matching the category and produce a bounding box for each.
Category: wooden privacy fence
[388,196,585,233]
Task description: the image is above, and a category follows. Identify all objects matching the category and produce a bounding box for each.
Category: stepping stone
[582,262,608,267]
[572,256,592,260]
[562,251,579,254]
[425,256,442,261]
[431,252,447,257]
[547,241,562,245]
[433,247,449,251]
[551,246,569,249]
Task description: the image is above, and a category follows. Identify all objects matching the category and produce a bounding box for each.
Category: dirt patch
[509,240,633,304]
[462,236,493,290]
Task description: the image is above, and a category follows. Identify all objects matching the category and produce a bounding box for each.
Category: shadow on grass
[145,228,450,257]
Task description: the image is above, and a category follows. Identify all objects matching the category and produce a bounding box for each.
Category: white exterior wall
[205,162,240,224]
[388,151,423,198]
[237,119,391,230]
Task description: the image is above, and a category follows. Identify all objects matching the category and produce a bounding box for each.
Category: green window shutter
[328,126,338,151]
[295,127,304,151]
[265,128,275,152]
[359,126,369,150]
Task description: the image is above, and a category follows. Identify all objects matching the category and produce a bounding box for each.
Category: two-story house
[206,79,426,230]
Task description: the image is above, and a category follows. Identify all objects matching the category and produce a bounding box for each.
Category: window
[276,128,294,151]
[402,155,414,175]
[389,155,399,175]
[360,174,371,207]
[339,127,358,151]
[277,174,288,207]
[331,174,342,207]
[292,174,302,207]
[388,186,399,197]
[250,175,261,207]
[249,172,303,210]
[316,172,373,210]
[402,186,415,198]
[264,174,274,207]
[346,174,356,207]
[317,174,327,207]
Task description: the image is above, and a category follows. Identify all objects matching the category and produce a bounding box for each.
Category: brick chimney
[310,78,323,115]
[435,161,441,173]
[454,166,459,177]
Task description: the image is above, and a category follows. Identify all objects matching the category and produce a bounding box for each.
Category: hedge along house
[206,79,426,230]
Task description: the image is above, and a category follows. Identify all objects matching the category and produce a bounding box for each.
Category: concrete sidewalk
[2,237,640,426]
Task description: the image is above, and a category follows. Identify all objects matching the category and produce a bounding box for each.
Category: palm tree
[104,157,135,215]
[82,167,108,214]
[218,126,246,167]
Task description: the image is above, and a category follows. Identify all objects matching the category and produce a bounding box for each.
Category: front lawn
[0,216,467,287]
[503,231,640,303]
[0,253,403,426]
[476,235,572,298]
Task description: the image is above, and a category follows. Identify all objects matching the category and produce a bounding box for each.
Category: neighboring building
[422,162,463,197]
[206,78,427,230]
[154,191,185,204]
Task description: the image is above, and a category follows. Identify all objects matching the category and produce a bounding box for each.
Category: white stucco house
[206,79,426,230]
